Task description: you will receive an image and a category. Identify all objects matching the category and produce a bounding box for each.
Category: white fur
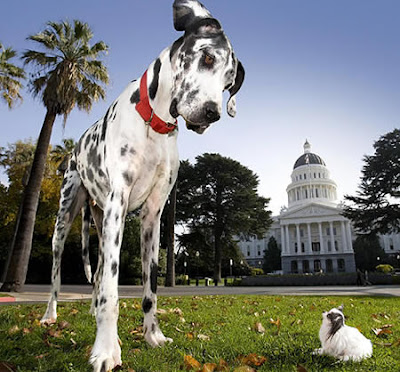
[315,307,373,362]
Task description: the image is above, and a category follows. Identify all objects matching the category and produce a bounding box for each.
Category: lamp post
[229,259,233,277]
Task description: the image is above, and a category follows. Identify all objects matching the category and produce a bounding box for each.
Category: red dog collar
[135,70,178,134]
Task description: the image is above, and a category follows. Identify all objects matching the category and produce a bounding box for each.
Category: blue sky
[1,0,399,215]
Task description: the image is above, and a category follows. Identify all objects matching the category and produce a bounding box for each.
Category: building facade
[238,140,357,273]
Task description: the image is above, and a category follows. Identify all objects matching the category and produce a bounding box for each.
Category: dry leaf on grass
[372,327,393,337]
[8,325,19,335]
[297,364,308,371]
[197,334,210,341]
[184,355,202,370]
[201,363,217,372]
[253,322,265,334]
[0,361,17,372]
[233,366,255,372]
[237,353,267,367]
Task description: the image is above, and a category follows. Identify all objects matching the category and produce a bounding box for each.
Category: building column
[346,221,354,252]
[318,222,324,253]
[285,225,291,255]
[281,226,286,255]
[329,221,335,251]
[340,221,347,252]
[307,223,312,253]
[296,224,301,254]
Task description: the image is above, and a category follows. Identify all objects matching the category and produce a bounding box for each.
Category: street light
[229,259,233,277]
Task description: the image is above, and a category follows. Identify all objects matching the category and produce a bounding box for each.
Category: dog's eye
[204,54,214,66]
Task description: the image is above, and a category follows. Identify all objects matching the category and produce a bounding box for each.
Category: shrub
[376,264,394,274]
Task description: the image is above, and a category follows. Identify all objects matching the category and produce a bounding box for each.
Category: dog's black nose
[204,101,220,123]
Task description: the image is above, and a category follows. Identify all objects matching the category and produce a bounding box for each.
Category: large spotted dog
[41,0,244,370]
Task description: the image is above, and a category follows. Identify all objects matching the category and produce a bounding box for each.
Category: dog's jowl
[41,1,244,371]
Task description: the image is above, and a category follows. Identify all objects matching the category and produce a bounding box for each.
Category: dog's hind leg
[88,203,104,316]
[41,162,87,324]
[81,200,92,284]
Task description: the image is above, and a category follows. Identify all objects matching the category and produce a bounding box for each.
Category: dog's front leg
[90,189,127,372]
[141,195,173,347]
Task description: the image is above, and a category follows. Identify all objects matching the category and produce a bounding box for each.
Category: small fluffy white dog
[314,305,373,361]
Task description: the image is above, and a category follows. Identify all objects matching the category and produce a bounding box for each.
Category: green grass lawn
[1,295,399,371]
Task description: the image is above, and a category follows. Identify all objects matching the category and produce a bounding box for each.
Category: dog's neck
[146,48,176,125]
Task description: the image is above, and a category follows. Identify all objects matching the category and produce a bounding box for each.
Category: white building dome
[286,140,337,210]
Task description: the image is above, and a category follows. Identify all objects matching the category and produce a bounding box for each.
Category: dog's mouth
[185,120,210,134]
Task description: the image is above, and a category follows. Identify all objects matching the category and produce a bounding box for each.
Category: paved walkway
[1,284,400,304]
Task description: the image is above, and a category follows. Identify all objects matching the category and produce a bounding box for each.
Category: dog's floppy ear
[227,60,245,117]
[173,0,211,31]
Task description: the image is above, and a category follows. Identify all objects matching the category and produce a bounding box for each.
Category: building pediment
[279,203,342,220]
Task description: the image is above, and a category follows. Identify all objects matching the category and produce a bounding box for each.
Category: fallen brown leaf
[237,353,267,367]
[0,361,16,372]
[297,364,308,371]
[201,363,217,372]
[253,322,265,334]
[233,366,255,372]
[8,325,19,335]
[184,355,202,370]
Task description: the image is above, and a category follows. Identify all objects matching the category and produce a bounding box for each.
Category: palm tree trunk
[1,110,56,292]
[165,182,177,287]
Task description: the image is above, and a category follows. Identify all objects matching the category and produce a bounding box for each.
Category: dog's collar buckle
[136,70,178,135]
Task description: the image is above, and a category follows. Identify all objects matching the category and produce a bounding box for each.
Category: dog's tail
[81,199,92,284]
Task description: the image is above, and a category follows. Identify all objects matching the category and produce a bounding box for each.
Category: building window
[335,241,339,251]
[291,261,298,273]
[314,173,316,178]
[302,260,310,273]
[327,240,332,252]
[299,174,302,180]
[338,259,345,272]
[312,242,320,252]
[301,242,305,253]
[257,245,261,256]
[247,251,250,257]
[333,227,337,235]
[326,259,333,273]
[304,173,307,179]
[314,260,321,272]
[326,227,330,236]
[300,229,304,237]
[294,242,298,253]
[305,189,308,198]
[315,188,319,197]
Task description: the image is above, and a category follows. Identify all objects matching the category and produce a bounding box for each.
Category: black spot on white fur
[142,297,152,313]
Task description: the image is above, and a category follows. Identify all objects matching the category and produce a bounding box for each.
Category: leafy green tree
[263,236,281,273]
[176,153,272,282]
[353,234,387,271]
[2,21,109,291]
[0,42,25,108]
[343,129,400,234]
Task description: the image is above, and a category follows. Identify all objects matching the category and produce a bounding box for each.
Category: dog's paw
[145,329,173,348]
[41,307,57,325]
[90,337,121,372]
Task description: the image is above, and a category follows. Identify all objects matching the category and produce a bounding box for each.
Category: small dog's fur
[314,305,373,361]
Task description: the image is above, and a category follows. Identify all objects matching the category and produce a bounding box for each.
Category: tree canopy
[0,42,25,108]
[176,153,272,281]
[263,236,281,273]
[343,129,400,234]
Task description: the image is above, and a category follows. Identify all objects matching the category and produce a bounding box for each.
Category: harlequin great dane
[41,0,244,370]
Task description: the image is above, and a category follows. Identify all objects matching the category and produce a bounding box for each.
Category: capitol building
[239,140,398,274]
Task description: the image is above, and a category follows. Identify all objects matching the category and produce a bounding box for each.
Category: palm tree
[1,20,109,292]
[0,42,25,108]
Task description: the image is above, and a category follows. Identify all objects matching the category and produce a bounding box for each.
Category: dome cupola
[286,140,337,209]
